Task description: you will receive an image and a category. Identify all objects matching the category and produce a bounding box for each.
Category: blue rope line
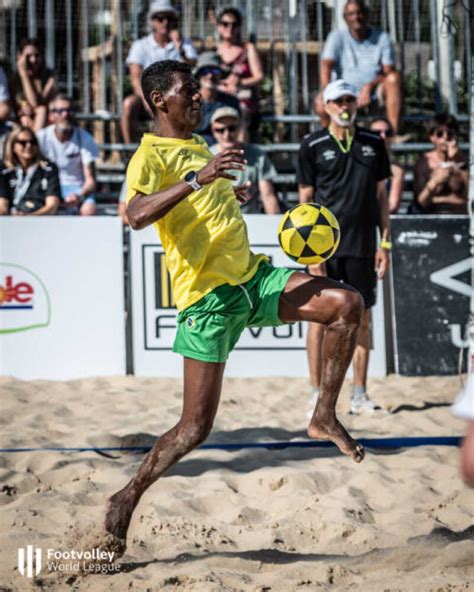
[0,436,461,454]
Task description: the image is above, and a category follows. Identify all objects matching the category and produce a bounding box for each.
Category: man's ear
[150,89,167,112]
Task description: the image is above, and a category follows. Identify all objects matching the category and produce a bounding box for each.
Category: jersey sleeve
[321,31,341,62]
[125,147,164,204]
[296,140,316,186]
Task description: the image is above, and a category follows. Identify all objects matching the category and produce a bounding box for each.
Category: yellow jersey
[126,133,266,311]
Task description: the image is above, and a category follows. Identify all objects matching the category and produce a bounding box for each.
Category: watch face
[185,171,196,183]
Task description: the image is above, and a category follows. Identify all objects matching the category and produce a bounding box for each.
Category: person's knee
[80,202,97,216]
[179,415,214,448]
[336,289,364,325]
[384,71,402,88]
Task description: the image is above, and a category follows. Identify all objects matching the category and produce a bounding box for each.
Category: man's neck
[54,127,74,142]
[153,31,170,46]
[154,120,193,140]
[329,121,355,140]
[349,26,369,41]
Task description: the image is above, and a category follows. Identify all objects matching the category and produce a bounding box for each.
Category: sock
[353,385,366,398]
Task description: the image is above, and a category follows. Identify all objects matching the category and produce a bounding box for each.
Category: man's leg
[381,71,402,134]
[104,358,226,545]
[121,94,143,144]
[279,272,365,462]
[353,308,371,390]
[307,321,325,390]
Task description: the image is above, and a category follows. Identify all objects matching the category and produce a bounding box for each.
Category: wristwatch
[184,171,203,192]
[380,239,392,250]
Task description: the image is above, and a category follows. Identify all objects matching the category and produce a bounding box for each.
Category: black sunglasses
[199,67,221,77]
[214,124,239,134]
[333,96,356,106]
[51,107,73,114]
[435,129,456,140]
[16,138,37,147]
[152,13,176,23]
[220,20,239,28]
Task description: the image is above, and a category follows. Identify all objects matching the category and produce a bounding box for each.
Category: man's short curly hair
[141,60,192,115]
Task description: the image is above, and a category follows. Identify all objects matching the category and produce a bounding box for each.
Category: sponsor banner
[0,218,126,379]
[391,215,471,375]
[130,216,387,377]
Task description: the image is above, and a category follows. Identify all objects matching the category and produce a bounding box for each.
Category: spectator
[121,0,197,144]
[315,0,402,134]
[210,107,280,214]
[0,125,60,216]
[193,51,240,146]
[0,59,14,159]
[298,79,391,415]
[216,7,263,140]
[13,38,57,131]
[370,117,404,213]
[36,95,99,216]
[413,113,468,215]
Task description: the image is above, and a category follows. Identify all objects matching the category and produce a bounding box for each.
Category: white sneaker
[349,393,383,415]
[306,388,320,419]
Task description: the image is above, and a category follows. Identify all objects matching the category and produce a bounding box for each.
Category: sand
[0,374,472,591]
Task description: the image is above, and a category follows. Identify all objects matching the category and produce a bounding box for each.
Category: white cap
[147,0,179,19]
[323,79,357,104]
[210,107,241,124]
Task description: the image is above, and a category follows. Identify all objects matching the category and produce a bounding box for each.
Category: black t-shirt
[0,161,61,211]
[297,127,391,257]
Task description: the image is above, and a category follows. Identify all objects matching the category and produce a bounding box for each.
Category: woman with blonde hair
[0,125,61,215]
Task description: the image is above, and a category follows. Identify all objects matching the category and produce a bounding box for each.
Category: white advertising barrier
[130,215,387,377]
[0,218,125,379]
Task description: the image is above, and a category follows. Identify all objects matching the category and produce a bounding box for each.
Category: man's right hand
[196,149,247,185]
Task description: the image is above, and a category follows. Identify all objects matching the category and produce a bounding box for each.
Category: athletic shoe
[349,392,383,415]
[306,387,320,419]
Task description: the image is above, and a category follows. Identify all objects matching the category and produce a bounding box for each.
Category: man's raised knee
[384,71,401,87]
[338,289,364,325]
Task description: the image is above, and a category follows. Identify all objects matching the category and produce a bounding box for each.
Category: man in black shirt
[297,79,391,415]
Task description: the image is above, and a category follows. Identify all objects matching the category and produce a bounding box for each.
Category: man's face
[430,126,457,153]
[324,95,357,127]
[211,116,241,148]
[150,12,177,34]
[198,67,222,91]
[344,2,368,33]
[160,72,202,129]
[51,100,75,132]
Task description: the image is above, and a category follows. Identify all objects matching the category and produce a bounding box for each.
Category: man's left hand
[357,84,372,108]
[234,182,251,205]
[375,247,390,279]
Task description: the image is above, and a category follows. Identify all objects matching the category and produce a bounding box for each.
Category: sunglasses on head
[333,96,356,106]
[51,107,73,114]
[214,124,239,134]
[220,20,239,28]
[152,13,176,23]
[16,138,37,147]
[435,129,456,140]
[199,67,221,77]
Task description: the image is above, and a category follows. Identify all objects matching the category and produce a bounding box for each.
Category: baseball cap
[323,80,357,103]
[148,0,179,19]
[193,52,222,76]
[210,107,240,124]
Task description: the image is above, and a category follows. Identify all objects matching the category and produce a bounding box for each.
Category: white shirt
[0,66,9,102]
[126,34,197,69]
[36,125,99,187]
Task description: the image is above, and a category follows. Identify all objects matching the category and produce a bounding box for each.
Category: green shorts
[173,263,295,363]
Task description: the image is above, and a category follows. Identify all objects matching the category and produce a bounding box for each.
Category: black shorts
[325,256,377,309]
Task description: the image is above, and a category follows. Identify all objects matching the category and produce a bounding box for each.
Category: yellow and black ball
[278,203,340,265]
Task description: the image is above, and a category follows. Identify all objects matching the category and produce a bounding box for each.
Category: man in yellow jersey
[104,60,365,553]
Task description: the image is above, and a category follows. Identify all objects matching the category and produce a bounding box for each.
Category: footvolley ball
[278,203,340,265]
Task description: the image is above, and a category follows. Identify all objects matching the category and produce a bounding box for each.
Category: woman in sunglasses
[413,113,468,214]
[13,38,57,131]
[370,117,404,213]
[217,7,263,140]
[0,126,60,215]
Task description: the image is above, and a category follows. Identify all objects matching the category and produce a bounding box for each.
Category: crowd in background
[0,0,469,218]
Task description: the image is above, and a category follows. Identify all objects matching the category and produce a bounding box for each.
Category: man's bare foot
[104,488,136,543]
[307,416,365,462]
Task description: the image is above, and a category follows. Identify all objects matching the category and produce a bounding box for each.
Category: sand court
[0,374,472,591]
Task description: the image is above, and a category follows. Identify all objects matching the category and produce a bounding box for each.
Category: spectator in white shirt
[121,0,197,144]
[37,95,99,216]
